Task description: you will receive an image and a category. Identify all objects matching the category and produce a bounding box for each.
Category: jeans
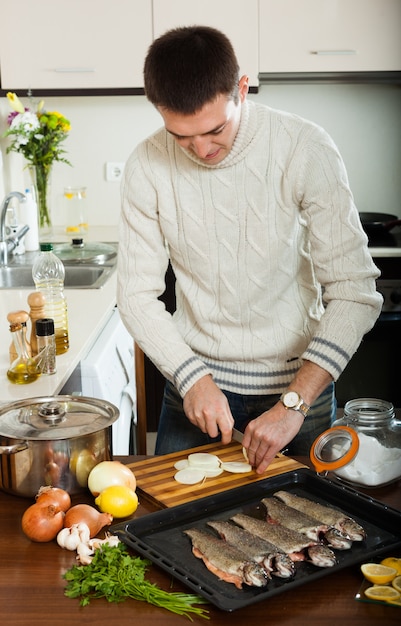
[155,380,336,456]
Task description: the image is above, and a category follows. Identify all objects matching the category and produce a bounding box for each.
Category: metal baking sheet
[111,469,401,612]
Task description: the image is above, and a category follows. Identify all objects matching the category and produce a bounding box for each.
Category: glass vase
[29,164,52,234]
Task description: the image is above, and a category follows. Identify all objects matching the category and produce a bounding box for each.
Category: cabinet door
[153,0,259,87]
[259,0,401,73]
[0,0,152,90]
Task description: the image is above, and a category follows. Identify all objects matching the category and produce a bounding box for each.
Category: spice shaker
[36,318,57,375]
[310,398,401,488]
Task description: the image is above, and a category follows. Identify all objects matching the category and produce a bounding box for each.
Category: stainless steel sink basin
[0,263,115,289]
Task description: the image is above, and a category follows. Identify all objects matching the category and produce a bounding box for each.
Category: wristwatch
[280,390,310,418]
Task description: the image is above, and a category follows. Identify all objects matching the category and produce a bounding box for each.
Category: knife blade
[231,428,244,444]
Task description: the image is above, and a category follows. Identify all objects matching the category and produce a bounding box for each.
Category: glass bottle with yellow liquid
[64,186,88,234]
[7,322,41,384]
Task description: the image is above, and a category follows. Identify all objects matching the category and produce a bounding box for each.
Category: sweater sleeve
[294,124,383,379]
[117,144,212,397]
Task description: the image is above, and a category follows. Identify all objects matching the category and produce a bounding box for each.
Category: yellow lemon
[95,485,138,518]
[381,557,401,576]
[364,585,400,602]
[392,575,401,594]
[361,563,397,584]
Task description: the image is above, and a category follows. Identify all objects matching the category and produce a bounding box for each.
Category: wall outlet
[105,162,125,182]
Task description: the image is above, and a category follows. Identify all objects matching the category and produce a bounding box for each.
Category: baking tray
[111,469,401,612]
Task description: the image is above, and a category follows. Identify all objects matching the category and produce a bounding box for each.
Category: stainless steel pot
[0,395,119,497]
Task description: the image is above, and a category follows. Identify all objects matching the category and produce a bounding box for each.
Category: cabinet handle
[53,67,96,73]
[311,50,357,56]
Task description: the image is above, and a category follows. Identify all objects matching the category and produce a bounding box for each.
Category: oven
[335,227,401,409]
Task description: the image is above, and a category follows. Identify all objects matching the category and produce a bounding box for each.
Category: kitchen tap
[0,191,27,266]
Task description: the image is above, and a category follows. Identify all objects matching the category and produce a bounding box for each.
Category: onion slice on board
[174,468,206,484]
[219,461,252,473]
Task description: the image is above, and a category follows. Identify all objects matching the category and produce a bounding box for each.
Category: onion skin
[35,486,71,512]
[21,502,65,542]
[87,461,136,496]
[64,504,113,538]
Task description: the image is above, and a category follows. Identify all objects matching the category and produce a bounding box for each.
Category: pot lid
[309,425,359,474]
[52,240,117,264]
[0,396,119,441]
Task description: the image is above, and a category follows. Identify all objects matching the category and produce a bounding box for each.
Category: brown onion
[35,486,71,512]
[21,502,65,542]
[63,504,113,537]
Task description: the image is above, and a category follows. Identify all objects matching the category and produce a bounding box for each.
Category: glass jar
[311,398,401,488]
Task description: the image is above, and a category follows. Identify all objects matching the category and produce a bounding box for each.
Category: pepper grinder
[7,310,31,363]
[27,291,46,356]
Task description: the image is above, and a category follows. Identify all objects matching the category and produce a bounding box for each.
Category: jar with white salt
[310,398,401,488]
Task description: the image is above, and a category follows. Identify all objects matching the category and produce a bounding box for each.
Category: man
[117,26,382,473]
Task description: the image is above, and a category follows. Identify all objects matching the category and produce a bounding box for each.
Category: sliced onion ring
[187,453,220,468]
[220,461,252,473]
[174,468,205,484]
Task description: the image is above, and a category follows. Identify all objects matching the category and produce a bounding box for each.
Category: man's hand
[243,360,333,474]
[183,375,234,444]
[242,404,304,474]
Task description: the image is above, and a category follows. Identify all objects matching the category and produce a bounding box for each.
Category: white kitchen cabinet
[152,0,259,88]
[0,0,152,90]
[259,0,401,74]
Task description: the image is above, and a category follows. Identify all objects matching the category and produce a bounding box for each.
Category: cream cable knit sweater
[118,100,382,398]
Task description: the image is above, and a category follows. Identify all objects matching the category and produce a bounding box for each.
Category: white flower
[10,111,40,133]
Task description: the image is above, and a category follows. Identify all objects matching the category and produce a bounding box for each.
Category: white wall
[1,82,400,231]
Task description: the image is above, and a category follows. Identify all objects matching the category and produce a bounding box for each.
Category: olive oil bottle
[7,321,41,384]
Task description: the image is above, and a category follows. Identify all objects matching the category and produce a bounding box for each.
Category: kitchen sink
[0,263,116,290]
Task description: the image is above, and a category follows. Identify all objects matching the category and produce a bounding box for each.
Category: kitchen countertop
[0,455,399,626]
[0,226,118,405]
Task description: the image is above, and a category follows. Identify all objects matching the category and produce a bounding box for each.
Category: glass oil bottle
[7,321,41,384]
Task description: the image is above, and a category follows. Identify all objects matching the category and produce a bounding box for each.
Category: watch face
[284,391,299,408]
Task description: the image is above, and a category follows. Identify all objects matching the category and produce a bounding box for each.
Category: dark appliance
[335,223,401,408]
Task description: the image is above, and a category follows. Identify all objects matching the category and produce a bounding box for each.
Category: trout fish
[273,491,367,542]
[261,497,352,550]
[231,513,337,568]
[207,520,295,579]
[183,527,268,589]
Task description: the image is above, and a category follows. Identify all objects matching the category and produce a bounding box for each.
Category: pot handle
[0,441,29,454]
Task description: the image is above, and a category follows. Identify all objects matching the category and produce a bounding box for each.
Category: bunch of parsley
[63,543,209,620]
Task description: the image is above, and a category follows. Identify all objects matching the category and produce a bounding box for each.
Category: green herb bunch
[63,543,209,620]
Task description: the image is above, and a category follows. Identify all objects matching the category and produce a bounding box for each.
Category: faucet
[0,191,27,266]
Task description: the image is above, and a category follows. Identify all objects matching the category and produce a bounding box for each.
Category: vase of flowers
[4,92,71,231]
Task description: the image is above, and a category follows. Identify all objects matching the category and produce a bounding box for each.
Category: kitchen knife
[231,428,244,444]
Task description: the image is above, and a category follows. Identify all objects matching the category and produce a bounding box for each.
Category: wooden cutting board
[127,441,308,509]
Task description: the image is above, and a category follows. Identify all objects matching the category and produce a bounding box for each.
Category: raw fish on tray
[207,520,295,579]
[183,528,269,589]
[261,497,353,550]
[231,513,337,568]
[273,491,367,542]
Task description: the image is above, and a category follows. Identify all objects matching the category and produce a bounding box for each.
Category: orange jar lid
[309,425,359,474]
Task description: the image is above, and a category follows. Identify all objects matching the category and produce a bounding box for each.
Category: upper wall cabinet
[259,0,401,74]
[153,0,259,88]
[0,0,153,91]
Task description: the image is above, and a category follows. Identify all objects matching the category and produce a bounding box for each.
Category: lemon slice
[381,557,401,575]
[364,585,401,602]
[361,563,397,584]
[393,575,401,593]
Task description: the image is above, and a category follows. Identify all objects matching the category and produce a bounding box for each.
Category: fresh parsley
[63,543,209,620]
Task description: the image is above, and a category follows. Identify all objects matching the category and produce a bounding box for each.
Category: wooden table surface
[1,455,400,626]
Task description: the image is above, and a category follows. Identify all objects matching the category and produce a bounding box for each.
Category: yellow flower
[6,92,25,114]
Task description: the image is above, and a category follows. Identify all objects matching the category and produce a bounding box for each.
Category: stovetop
[368,227,401,258]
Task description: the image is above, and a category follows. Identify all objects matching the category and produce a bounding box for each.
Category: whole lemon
[95,485,138,518]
